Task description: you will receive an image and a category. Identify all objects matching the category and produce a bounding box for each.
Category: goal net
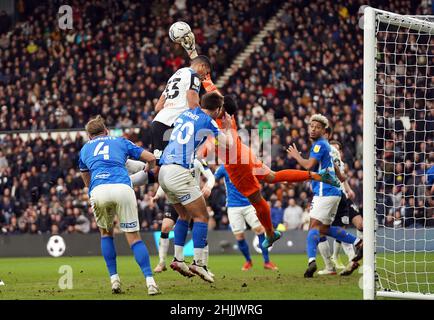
[363,7,434,300]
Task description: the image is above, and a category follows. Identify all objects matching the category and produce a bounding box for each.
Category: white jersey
[330,145,346,196]
[153,67,201,126]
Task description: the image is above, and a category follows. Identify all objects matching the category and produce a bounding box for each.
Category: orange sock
[272,169,310,183]
[251,198,273,236]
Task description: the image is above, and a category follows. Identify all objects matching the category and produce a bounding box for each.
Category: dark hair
[325,126,332,135]
[330,140,342,150]
[191,55,211,70]
[201,92,223,111]
[223,95,237,115]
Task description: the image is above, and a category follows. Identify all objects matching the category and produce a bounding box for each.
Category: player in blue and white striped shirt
[287,114,363,278]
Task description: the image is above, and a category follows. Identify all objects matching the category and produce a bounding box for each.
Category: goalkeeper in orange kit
[180,33,339,248]
[201,80,339,248]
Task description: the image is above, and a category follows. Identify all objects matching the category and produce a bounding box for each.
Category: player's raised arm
[155,94,166,113]
[139,149,156,169]
[287,143,318,170]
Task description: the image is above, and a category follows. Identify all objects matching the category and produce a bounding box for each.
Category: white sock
[333,240,342,261]
[146,276,156,287]
[174,245,184,261]
[194,248,205,266]
[357,230,363,239]
[342,242,355,261]
[110,274,120,283]
[130,170,148,187]
[318,240,334,270]
[202,245,209,267]
[159,237,169,264]
[308,257,316,264]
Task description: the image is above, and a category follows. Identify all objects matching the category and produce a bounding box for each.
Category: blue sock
[131,240,152,277]
[306,229,320,261]
[192,222,208,248]
[174,219,189,246]
[237,239,251,262]
[258,233,269,263]
[101,236,117,276]
[327,226,357,244]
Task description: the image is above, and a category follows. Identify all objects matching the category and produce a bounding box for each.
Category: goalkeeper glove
[181,32,198,59]
[202,74,217,93]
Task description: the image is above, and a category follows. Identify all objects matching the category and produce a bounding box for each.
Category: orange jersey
[211,116,270,197]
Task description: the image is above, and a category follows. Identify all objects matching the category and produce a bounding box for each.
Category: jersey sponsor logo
[95,172,111,179]
[120,221,138,229]
[179,194,191,202]
[341,216,350,225]
[313,145,321,153]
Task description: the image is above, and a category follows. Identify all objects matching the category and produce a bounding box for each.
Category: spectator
[271,200,284,228]
[283,198,303,230]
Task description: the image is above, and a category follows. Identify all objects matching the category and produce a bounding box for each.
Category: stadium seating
[0,0,432,235]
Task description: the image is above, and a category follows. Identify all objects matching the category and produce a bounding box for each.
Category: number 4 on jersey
[94,142,110,160]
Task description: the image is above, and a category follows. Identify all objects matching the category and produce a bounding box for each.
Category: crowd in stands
[0,0,433,235]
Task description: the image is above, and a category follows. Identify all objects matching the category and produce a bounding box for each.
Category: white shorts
[227,205,262,234]
[309,196,341,225]
[90,183,139,232]
[158,164,202,205]
[125,159,145,175]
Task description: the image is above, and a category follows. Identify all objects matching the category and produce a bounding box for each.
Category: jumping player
[200,83,340,249]
[79,116,160,295]
[214,164,278,271]
[158,92,233,283]
[152,158,215,273]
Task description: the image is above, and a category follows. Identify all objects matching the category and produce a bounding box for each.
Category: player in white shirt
[151,158,215,273]
[151,56,211,161]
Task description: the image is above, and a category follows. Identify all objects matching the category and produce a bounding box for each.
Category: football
[169,21,191,43]
[46,235,66,257]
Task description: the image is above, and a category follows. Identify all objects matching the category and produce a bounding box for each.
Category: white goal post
[363,7,434,300]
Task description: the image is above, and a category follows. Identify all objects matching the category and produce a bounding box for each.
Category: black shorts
[151,121,173,159]
[162,205,194,229]
[163,204,178,223]
[332,194,362,227]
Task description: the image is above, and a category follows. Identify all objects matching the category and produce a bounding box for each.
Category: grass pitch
[0,254,364,300]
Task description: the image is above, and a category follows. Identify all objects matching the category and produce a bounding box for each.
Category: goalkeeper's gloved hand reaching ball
[181,32,198,59]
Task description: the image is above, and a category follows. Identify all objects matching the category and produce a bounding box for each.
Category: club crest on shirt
[313,145,321,153]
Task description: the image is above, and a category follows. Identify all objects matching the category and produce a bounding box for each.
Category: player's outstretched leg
[170,218,195,278]
[248,191,281,248]
[264,168,340,188]
[255,229,278,270]
[126,232,160,295]
[317,237,337,275]
[100,233,121,294]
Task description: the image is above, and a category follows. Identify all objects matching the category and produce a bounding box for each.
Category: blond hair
[310,114,329,128]
[85,115,107,137]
